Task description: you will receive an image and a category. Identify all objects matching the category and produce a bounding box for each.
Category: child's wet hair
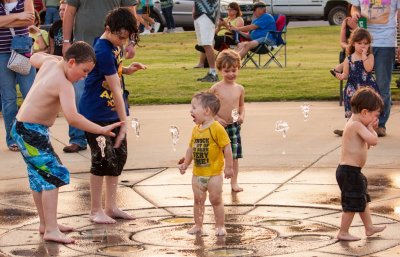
[216,49,241,70]
[105,7,139,46]
[193,92,221,115]
[350,87,383,114]
[64,41,96,64]
[347,28,372,56]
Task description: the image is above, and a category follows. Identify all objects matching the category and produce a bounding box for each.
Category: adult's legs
[203,45,216,70]
[0,53,35,148]
[373,47,395,130]
[45,7,60,24]
[65,79,87,151]
[166,6,175,29]
[236,40,259,59]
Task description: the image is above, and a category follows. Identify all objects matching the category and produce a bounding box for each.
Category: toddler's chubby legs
[208,175,226,236]
[337,211,360,241]
[359,204,386,237]
[32,189,75,244]
[89,175,134,224]
[188,176,207,235]
[337,204,386,241]
[231,159,243,192]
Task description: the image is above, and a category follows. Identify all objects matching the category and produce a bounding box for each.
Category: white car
[264,0,350,25]
[152,0,254,31]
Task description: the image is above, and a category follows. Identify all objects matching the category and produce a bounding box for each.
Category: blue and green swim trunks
[11,121,70,192]
[225,122,243,159]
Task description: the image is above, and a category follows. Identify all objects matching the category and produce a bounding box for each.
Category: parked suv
[152,0,253,31]
[265,0,350,25]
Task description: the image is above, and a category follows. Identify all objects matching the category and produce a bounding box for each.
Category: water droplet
[300,103,311,122]
[170,125,179,151]
[131,118,140,137]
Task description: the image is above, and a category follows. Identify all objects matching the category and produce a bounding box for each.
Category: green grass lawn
[125,26,400,105]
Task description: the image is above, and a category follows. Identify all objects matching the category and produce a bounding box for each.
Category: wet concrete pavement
[0,101,400,256]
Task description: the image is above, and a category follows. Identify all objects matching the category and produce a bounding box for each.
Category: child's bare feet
[337,232,361,241]
[90,210,116,224]
[366,225,386,237]
[231,184,243,192]
[105,208,135,220]
[187,225,202,235]
[43,230,75,244]
[39,224,75,234]
[215,227,227,236]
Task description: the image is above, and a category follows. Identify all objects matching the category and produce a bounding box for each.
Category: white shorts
[194,14,215,46]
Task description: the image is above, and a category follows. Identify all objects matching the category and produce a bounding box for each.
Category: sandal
[8,144,19,152]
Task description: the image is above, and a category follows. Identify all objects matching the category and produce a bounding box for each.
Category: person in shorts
[229,2,276,59]
[210,49,245,192]
[336,87,386,241]
[11,42,123,244]
[179,92,233,236]
[79,7,146,224]
[193,0,219,82]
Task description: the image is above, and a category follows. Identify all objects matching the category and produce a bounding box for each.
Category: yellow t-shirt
[189,121,231,176]
[217,16,244,37]
[30,29,49,52]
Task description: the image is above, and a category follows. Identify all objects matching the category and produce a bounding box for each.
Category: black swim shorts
[336,164,371,212]
[86,121,127,176]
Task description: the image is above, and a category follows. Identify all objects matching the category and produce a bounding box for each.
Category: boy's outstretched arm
[59,84,123,136]
[105,74,128,148]
[179,148,193,174]
[122,62,147,75]
[30,52,62,69]
[223,144,233,179]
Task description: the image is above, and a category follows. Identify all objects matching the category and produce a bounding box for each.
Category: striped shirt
[0,0,29,53]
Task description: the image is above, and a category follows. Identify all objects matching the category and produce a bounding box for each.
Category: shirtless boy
[11,42,123,244]
[210,49,245,192]
[336,87,386,241]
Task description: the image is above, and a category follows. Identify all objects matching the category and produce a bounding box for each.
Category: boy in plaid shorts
[210,49,245,192]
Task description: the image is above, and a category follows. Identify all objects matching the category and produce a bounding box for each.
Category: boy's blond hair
[216,49,241,70]
[193,92,220,116]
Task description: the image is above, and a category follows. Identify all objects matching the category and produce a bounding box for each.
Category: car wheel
[328,6,347,26]
[150,11,165,32]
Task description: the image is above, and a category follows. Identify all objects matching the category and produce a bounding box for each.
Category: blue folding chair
[241,14,287,69]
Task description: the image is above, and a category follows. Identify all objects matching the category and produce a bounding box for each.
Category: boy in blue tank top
[79,7,146,224]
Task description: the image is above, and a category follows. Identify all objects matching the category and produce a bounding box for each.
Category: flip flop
[8,144,19,152]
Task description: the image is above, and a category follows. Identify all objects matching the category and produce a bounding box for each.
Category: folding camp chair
[241,14,287,69]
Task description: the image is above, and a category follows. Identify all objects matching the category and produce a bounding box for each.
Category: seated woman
[194,2,244,68]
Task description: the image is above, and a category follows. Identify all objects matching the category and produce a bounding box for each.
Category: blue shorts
[11,121,69,192]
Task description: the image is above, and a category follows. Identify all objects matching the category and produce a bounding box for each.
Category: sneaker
[376,127,386,137]
[140,29,151,35]
[333,129,343,136]
[152,22,161,33]
[198,73,219,82]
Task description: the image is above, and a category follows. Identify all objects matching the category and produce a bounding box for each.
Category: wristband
[63,40,71,43]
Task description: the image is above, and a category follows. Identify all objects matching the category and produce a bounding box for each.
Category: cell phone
[330,69,337,77]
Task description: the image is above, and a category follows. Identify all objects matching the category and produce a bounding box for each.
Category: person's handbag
[4,6,32,75]
[7,50,31,75]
